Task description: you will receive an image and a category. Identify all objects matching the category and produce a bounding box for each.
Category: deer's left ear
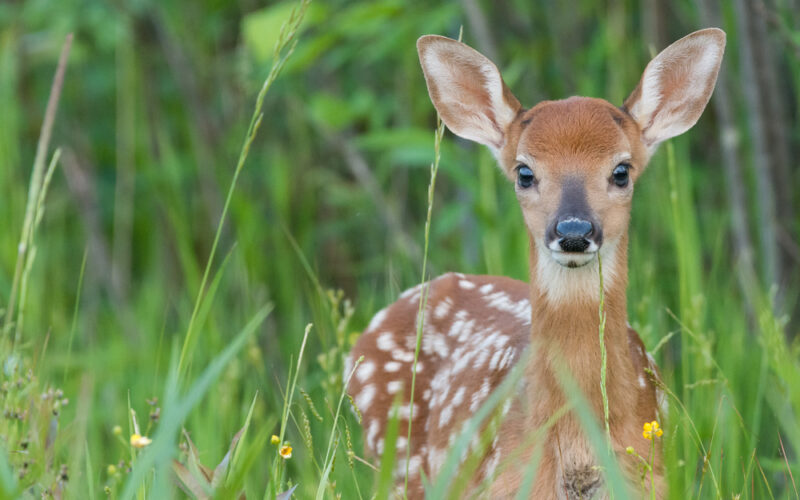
[623,28,725,155]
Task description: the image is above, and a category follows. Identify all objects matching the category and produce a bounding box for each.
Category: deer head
[417,29,725,306]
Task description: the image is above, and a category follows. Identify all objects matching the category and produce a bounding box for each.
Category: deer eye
[517,164,536,189]
[611,163,630,188]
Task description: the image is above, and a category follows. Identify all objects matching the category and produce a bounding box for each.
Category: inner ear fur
[623,28,726,155]
[417,35,521,155]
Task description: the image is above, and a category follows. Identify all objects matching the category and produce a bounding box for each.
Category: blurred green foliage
[1,0,800,497]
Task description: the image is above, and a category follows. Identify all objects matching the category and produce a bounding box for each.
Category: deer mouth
[550,249,597,268]
[547,238,600,268]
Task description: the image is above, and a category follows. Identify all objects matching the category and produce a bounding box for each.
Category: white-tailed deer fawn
[346,29,725,498]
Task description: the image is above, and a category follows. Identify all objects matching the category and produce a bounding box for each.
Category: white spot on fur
[499,347,516,370]
[376,332,396,351]
[459,279,476,289]
[439,405,453,428]
[428,447,446,476]
[484,444,501,479]
[422,332,450,358]
[489,349,503,370]
[484,291,531,323]
[398,403,419,420]
[367,307,388,332]
[434,297,453,319]
[470,378,491,412]
[356,361,375,382]
[399,283,422,299]
[393,453,422,479]
[395,436,408,450]
[501,398,512,417]
[452,386,466,406]
[392,350,415,362]
[356,384,376,412]
[387,380,404,394]
[407,455,422,475]
[384,361,402,372]
[367,419,380,449]
[473,348,490,370]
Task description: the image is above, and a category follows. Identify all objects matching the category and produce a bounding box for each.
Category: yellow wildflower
[107,464,117,476]
[279,445,292,459]
[130,434,152,448]
[112,425,122,436]
[642,421,663,440]
[271,434,280,445]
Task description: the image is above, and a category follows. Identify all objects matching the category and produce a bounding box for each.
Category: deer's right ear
[417,35,521,154]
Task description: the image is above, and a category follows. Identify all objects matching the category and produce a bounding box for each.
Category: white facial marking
[535,236,620,306]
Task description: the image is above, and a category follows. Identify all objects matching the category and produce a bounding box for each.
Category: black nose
[556,218,594,239]
[555,218,593,252]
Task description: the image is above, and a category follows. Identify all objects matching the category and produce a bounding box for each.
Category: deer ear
[417,35,521,155]
[624,28,725,155]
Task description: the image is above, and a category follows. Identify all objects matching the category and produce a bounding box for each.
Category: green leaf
[242,1,321,63]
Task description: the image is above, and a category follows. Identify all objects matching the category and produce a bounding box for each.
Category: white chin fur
[550,251,597,268]
[534,238,620,306]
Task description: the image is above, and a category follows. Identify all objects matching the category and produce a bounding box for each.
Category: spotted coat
[345,273,663,497]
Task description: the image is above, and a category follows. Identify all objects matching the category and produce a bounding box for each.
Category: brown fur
[347,29,724,499]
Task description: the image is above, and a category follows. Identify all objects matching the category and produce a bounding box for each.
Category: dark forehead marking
[519,105,548,129]
[609,108,626,127]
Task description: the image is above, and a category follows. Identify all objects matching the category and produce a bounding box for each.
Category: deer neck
[525,232,636,427]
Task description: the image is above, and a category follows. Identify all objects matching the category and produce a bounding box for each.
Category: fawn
[346,29,725,498]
